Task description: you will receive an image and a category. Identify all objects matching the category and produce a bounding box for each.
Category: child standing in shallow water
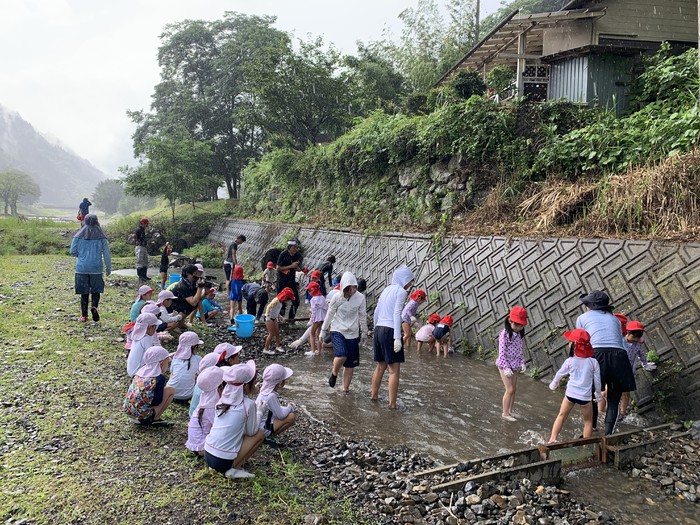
[433,315,454,357]
[401,289,426,352]
[496,306,528,421]
[548,329,602,443]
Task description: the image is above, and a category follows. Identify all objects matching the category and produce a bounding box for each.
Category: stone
[430,162,452,183]
[424,493,439,504]
[491,495,507,509]
[466,494,482,505]
[304,514,328,525]
[398,164,422,188]
[675,481,689,492]
[659,477,674,486]
[512,509,527,524]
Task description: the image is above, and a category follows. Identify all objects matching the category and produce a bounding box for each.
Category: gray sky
[0,0,501,177]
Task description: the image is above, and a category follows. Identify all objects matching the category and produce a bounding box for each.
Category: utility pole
[475,0,481,42]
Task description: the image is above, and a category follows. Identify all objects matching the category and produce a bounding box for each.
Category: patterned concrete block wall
[210,219,700,416]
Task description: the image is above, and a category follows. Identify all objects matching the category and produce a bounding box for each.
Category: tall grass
[0,218,77,255]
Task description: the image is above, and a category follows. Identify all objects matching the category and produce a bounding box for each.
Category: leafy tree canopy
[0,169,40,216]
[92,179,124,215]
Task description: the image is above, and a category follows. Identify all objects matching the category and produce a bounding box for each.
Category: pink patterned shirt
[496,329,525,370]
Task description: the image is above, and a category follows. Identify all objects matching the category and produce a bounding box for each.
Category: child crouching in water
[255,364,296,442]
[619,321,655,420]
[496,307,527,421]
[186,366,224,456]
[415,313,441,352]
[262,287,295,356]
[433,315,454,357]
[401,289,426,351]
[548,329,602,443]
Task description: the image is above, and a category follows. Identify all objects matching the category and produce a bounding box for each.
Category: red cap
[278,287,295,302]
[428,313,441,324]
[139,217,150,224]
[207,288,217,295]
[626,320,645,332]
[410,289,427,301]
[509,306,528,326]
[614,312,628,336]
[302,267,309,275]
[232,265,244,280]
[310,269,322,280]
[305,281,322,296]
[441,315,453,327]
[564,328,594,358]
[266,261,274,269]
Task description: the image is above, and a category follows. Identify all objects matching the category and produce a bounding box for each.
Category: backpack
[127,232,138,245]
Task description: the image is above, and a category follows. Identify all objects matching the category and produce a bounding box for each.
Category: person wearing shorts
[371,266,414,409]
[223,235,246,290]
[320,272,368,392]
[70,214,111,323]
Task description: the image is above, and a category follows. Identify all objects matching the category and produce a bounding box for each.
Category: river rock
[466,494,481,505]
[304,514,328,525]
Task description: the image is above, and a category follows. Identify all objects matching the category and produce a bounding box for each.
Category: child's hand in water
[521,364,527,373]
[503,368,513,377]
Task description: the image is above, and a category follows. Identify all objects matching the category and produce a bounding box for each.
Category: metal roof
[435,7,607,85]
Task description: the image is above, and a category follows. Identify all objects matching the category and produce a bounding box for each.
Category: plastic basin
[234,314,255,338]
[168,273,181,285]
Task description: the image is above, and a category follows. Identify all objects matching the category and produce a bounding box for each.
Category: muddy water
[563,467,699,524]
[284,349,649,463]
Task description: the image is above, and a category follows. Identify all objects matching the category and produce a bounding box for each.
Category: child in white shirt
[255,364,296,440]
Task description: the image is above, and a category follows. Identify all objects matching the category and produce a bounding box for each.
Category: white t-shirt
[550,356,602,402]
[204,398,258,460]
[126,334,155,377]
[255,391,294,432]
[166,355,203,400]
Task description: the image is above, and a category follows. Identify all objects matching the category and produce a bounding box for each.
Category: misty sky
[0,0,502,177]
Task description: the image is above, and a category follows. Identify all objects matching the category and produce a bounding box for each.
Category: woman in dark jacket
[70,214,111,322]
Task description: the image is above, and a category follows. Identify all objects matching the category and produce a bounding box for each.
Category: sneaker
[79,316,88,322]
[502,414,517,422]
[90,307,100,322]
[262,349,276,356]
[225,468,255,479]
[289,339,302,350]
[276,347,286,354]
[328,373,337,388]
[304,351,316,356]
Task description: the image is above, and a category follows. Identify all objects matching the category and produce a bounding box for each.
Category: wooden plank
[414,447,540,478]
[431,459,562,493]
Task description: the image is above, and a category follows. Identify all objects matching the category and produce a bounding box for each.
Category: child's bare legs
[160,272,167,290]
[206,310,219,322]
[401,322,412,351]
[581,401,594,437]
[237,300,242,316]
[370,362,387,401]
[442,335,452,357]
[233,429,265,469]
[153,385,175,420]
[620,391,630,417]
[310,322,322,354]
[428,340,436,353]
[499,368,517,418]
[435,340,442,357]
[264,319,280,350]
[272,412,296,436]
[598,387,608,414]
[342,367,354,392]
[387,363,401,409]
[416,341,423,352]
[229,301,235,322]
[549,397,575,443]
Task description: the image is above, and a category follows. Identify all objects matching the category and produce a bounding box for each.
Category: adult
[134,217,151,282]
[315,255,336,296]
[224,235,246,289]
[276,239,303,320]
[242,281,268,321]
[576,290,636,435]
[171,264,206,323]
[370,266,414,409]
[69,214,111,322]
[77,197,92,225]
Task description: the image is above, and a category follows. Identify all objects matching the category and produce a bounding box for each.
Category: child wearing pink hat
[188,350,227,418]
[255,364,296,441]
[548,329,602,443]
[124,346,175,426]
[126,313,160,377]
[166,331,204,401]
[304,281,327,357]
[415,313,441,353]
[401,289,427,352]
[204,361,264,479]
[130,285,154,322]
[496,307,528,421]
[186,366,225,455]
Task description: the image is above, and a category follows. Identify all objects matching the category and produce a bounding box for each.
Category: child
[415,313,441,352]
[262,261,277,295]
[304,281,328,357]
[186,366,224,456]
[619,321,656,419]
[401,289,427,352]
[124,345,175,425]
[189,351,225,418]
[215,342,242,367]
[496,307,527,421]
[242,281,268,321]
[433,315,454,357]
[159,243,172,290]
[126,313,160,377]
[198,288,224,323]
[167,331,204,401]
[229,265,245,322]
[156,289,186,332]
[204,360,264,479]
[262,287,295,356]
[320,272,369,392]
[305,269,323,302]
[255,364,297,441]
[130,285,154,321]
[548,329,602,443]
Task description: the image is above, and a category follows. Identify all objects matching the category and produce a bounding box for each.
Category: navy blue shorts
[433,325,450,341]
[74,273,104,294]
[331,332,360,368]
[566,396,591,406]
[204,450,234,474]
[373,325,404,364]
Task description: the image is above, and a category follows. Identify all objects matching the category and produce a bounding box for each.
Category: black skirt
[594,347,636,392]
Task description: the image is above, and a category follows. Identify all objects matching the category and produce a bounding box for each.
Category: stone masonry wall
[209,219,700,417]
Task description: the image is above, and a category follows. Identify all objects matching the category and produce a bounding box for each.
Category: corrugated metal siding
[548,56,589,103]
[588,54,634,114]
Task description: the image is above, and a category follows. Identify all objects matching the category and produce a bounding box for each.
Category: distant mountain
[0,104,106,208]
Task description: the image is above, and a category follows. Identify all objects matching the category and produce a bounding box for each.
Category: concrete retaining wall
[209,219,700,416]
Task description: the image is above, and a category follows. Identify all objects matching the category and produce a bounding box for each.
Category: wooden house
[436,0,698,111]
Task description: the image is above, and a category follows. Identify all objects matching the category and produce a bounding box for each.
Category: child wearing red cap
[415,313,441,352]
[229,265,245,322]
[401,289,427,352]
[619,320,656,420]
[304,281,327,356]
[548,329,602,443]
[432,315,454,357]
[496,307,528,421]
[262,287,295,355]
[262,262,277,295]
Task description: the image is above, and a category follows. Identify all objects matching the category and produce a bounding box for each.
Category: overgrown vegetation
[0,218,76,255]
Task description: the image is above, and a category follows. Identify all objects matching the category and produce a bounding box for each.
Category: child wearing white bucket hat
[167,331,204,401]
[186,366,225,455]
[126,313,160,377]
[130,285,155,321]
[124,345,175,426]
[204,360,264,479]
[255,364,296,442]
[188,351,226,418]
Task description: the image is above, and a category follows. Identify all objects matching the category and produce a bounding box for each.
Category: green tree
[345,43,406,114]
[451,70,486,99]
[0,169,41,216]
[92,179,124,214]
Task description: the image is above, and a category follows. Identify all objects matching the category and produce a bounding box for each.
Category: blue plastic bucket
[168,273,181,286]
[234,314,255,338]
